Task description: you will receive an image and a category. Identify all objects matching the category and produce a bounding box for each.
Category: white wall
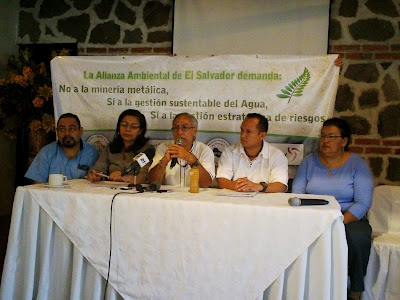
[174,0,330,56]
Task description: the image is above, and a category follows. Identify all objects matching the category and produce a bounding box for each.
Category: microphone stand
[133,169,144,193]
[133,169,138,185]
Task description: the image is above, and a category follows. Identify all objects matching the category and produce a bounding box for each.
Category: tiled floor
[0,214,12,280]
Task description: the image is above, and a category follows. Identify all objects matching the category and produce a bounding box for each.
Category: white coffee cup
[49,174,68,186]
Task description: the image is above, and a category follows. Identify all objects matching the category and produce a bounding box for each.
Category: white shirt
[149,140,215,186]
[216,140,288,186]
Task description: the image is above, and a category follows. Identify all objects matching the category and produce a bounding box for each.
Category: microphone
[135,184,144,193]
[127,183,144,193]
[122,148,155,176]
[145,181,161,192]
[288,197,329,206]
[170,137,184,169]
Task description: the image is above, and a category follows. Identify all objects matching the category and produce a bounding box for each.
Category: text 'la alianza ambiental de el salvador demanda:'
[83,70,282,80]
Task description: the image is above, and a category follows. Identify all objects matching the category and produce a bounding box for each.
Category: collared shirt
[25,140,98,183]
[91,142,155,183]
[216,140,288,186]
[149,140,215,186]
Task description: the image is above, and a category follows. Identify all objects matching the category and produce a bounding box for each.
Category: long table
[0,180,347,300]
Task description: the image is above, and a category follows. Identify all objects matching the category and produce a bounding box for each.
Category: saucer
[43,183,70,188]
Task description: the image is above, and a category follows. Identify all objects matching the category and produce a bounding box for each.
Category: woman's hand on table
[108,171,138,183]
[86,170,102,182]
[109,171,123,181]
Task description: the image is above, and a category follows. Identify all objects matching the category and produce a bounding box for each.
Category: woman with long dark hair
[87,109,154,183]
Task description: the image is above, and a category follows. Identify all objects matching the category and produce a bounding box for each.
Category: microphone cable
[103,191,137,300]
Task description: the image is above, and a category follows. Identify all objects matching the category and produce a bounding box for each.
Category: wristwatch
[260,182,268,193]
[190,160,200,167]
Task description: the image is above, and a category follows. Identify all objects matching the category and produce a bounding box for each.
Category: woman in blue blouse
[292,118,374,300]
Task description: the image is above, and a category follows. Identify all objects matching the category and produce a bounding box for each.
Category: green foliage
[276,68,311,103]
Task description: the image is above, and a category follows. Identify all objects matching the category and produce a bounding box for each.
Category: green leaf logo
[276,68,310,103]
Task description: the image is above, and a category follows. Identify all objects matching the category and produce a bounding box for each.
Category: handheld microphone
[122,148,155,176]
[288,197,329,206]
[170,137,184,169]
[127,183,144,193]
[135,184,144,193]
[145,181,161,192]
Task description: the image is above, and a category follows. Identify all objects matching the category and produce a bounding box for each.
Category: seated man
[148,112,215,188]
[25,113,98,183]
[217,113,288,192]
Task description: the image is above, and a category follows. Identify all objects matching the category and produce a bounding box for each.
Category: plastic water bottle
[189,164,199,193]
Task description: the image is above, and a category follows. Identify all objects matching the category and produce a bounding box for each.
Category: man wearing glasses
[148,112,215,187]
[25,113,98,183]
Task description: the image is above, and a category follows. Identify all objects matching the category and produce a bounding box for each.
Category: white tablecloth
[0,180,347,300]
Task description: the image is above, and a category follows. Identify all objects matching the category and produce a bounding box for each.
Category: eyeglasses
[120,122,140,130]
[171,125,194,132]
[319,134,342,141]
[57,126,79,133]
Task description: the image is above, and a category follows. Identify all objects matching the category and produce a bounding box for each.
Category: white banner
[51,55,339,139]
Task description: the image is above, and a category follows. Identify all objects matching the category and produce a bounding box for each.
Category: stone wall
[18,0,173,55]
[17,0,400,185]
[329,0,400,185]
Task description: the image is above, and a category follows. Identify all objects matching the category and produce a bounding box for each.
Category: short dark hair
[322,117,351,150]
[110,109,149,153]
[58,113,81,127]
[246,113,269,133]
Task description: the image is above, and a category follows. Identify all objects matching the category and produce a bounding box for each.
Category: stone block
[387,157,400,181]
[20,0,36,8]
[144,1,171,29]
[58,14,90,43]
[95,0,114,19]
[380,62,392,70]
[128,0,142,6]
[148,31,172,43]
[335,84,355,112]
[382,74,400,102]
[115,1,136,25]
[89,21,120,44]
[344,63,379,83]
[123,29,143,44]
[378,104,400,137]
[39,0,70,18]
[342,115,371,135]
[359,88,379,108]
[366,0,400,17]
[72,0,92,10]
[19,11,40,43]
[349,18,395,41]
[329,19,342,40]
[368,157,383,177]
[339,0,358,17]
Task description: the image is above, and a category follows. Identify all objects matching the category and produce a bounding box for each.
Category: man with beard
[25,113,98,183]
[217,113,288,193]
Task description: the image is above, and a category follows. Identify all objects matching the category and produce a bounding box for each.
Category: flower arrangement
[0,48,69,139]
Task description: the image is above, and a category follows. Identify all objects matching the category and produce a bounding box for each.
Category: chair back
[368,185,400,236]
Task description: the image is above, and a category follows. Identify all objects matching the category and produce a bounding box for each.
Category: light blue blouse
[292,152,374,220]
